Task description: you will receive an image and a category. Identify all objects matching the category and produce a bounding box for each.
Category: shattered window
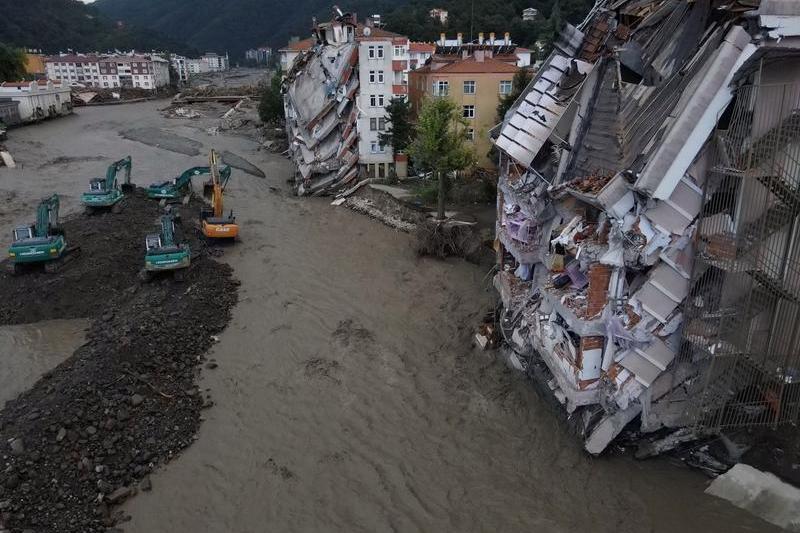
[467,128,475,141]
[463,105,475,119]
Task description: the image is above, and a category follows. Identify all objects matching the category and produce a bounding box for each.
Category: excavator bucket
[121,183,135,193]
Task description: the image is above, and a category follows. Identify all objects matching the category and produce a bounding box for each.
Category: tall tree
[0,44,26,83]
[497,68,533,121]
[408,97,476,219]
[379,97,414,154]
[258,69,284,125]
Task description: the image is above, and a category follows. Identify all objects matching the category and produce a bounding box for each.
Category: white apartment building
[408,41,435,70]
[201,53,230,72]
[355,24,411,178]
[0,80,72,123]
[46,53,170,90]
[171,55,190,83]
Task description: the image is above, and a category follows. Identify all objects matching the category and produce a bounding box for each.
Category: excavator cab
[12,226,34,242]
[88,178,107,193]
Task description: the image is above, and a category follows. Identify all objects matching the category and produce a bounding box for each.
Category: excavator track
[44,245,82,273]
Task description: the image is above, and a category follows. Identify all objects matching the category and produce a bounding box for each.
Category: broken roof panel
[496,56,593,168]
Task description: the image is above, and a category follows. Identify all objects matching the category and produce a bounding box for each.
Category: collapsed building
[283,10,414,195]
[493,0,800,454]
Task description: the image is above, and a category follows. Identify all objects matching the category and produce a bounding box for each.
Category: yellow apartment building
[409,48,519,168]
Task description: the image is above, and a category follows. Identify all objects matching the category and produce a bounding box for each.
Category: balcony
[392,84,408,96]
[392,60,408,72]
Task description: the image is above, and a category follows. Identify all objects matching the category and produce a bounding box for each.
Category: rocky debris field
[0,191,239,532]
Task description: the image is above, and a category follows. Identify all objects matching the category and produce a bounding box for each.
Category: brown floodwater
[0,97,780,532]
[0,319,89,408]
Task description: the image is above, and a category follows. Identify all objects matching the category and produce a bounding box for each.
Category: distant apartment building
[201,52,230,72]
[279,37,315,71]
[0,80,72,123]
[23,51,46,77]
[45,53,170,90]
[171,55,190,83]
[429,8,449,24]
[245,46,272,64]
[522,7,539,21]
[409,33,519,167]
[408,42,436,70]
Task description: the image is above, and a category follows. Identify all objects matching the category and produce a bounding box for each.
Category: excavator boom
[201,150,238,240]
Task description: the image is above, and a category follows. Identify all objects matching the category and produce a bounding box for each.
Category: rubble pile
[0,191,238,531]
[493,0,800,455]
[283,12,361,195]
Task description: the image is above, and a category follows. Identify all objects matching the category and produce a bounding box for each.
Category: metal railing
[685,82,800,431]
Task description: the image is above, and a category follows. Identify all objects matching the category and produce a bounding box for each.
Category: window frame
[463,80,476,95]
[499,80,513,95]
[462,105,475,119]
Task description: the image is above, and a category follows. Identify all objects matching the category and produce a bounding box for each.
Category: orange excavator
[200,150,239,240]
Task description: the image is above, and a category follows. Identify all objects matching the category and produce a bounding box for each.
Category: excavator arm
[35,195,59,238]
[107,156,133,191]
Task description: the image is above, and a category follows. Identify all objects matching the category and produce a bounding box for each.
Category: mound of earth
[0,190,239,532]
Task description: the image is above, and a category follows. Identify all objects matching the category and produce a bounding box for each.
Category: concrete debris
[706,464,800,531]
[0,149,15,168]
[282,10,361,196]
[492,0,800,454]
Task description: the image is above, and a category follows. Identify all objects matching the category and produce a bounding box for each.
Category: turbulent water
[0,319,89,408]
[0,96,780,532]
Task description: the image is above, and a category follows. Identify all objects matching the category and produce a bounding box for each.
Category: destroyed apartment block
[493,0,800,455]
[283,10,361,195]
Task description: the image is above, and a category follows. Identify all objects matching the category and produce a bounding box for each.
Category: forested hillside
[384,0,595,48]
[94,0,594,59]
[0,0,193,54]
[94,0,402,59]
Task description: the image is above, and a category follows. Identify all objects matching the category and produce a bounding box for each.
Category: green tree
[408,97,476,219]
[0,44,26,83]
[497,68,533,121]
[379,97,415,154]
[258,69,284,125]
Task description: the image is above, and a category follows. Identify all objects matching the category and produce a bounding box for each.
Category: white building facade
[171,55,190,83]
[201,53,230,72]
[46,54,170,90]
[0,80,72,122]
[356,26,411,178]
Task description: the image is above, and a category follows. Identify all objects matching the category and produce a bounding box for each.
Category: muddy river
[0,100,780,532]
[0,319,89,408]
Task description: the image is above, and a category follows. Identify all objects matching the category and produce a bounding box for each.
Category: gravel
[0,190,238,532]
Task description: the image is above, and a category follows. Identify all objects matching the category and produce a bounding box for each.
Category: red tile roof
[355,24,407,41]
[423,56,520,74]
[409,42,436,53]
[281,37,316,52]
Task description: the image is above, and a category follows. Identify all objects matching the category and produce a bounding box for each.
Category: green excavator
[81,156,134,213]
[142,210,191,281]
[146,165,230,202]
[6,194,78,274]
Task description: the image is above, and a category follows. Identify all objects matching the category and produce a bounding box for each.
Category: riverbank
[0,100,782,532]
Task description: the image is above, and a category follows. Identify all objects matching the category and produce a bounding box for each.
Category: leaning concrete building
[493,0,800,454]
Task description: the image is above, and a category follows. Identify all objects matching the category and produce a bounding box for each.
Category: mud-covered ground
[0,192,238,531]
[0,101,784,533]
